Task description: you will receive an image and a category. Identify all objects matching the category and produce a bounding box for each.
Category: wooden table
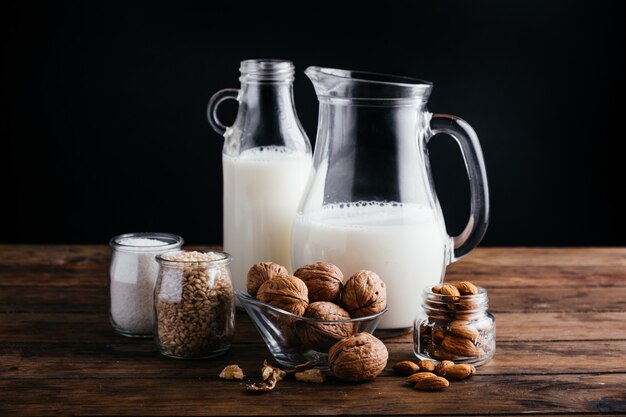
[1,246,625,416]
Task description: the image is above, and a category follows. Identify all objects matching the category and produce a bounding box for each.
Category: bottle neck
[240,82,298,117]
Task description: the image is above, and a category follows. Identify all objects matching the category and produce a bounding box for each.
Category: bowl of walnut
[237,261,387,368]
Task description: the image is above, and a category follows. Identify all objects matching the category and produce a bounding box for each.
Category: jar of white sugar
[109,232,184,337]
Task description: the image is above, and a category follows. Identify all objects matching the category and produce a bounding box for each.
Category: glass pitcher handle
[428,114,490,262]
[207,88,240,135]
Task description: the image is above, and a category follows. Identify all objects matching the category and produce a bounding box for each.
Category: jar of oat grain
[154,250,235,359]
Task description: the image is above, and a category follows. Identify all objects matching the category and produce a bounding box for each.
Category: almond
[406,371,437,384]
[457,281,479,295]
[392,360,420,376]
[433,328,446,344]
[434,360,455,376]
[409,373,449,391]
[439,363,476,381]
[439,284,461,299]
[442,334,482,357]
[417,359,436,372]
[448,320,480,341]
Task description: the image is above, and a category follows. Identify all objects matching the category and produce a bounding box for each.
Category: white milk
[292,202,449,329]
[223,146,312,296]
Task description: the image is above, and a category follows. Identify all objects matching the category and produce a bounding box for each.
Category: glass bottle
[109,232,183,337]
[154,250,235,359]
[207,59,312,296]
[414,284,495,366]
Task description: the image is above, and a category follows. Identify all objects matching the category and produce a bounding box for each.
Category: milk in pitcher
[292,202,449,330]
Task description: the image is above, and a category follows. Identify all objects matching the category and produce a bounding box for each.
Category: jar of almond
[413,282,495,366]
[154,250,235,359]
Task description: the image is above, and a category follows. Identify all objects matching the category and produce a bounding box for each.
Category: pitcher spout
[305,66,433,104]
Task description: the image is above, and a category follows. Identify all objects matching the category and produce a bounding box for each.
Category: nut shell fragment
[219,364,244,380]
[295,369,326,383]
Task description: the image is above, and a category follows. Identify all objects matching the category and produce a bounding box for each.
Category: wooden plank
[3,340,626,380]
[0,244,219,270]
[1,247,625,291]
[3,284,626,314]
[0,312,264,344]
[1,374,625,416]
[1,246,621,269]
[2,265,625,289]
[0,245,111,272]
[1,311,625,345]
[452,247,626,267]
[0,285,107,313]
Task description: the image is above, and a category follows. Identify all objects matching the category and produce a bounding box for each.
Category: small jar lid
[155,250,231,266]
[109,232,184,253]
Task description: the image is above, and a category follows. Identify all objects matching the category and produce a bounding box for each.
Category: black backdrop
[2,1,625,246]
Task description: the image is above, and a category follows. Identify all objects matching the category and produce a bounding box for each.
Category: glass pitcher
[292,67,489,332]
[207,59,312,297]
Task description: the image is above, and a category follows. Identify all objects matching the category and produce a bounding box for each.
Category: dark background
[2,1,625,246]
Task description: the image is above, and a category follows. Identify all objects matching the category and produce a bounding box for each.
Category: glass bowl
[236,290,386,368]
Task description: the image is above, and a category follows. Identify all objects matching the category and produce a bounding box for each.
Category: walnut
[297,301,353,352]
[294,262,343,303]
[247,262,288,297]
[341,270,387,318]
[328,332,388,382]
[257,275,309,316]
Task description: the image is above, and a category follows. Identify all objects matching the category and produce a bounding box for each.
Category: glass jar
[154,250,235,359]
[109,232,184,337]
[413,284,495,366]
[207,59,312,297]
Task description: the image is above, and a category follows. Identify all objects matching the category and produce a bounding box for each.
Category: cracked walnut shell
[328,332,388,382]
[341,270,387,318]
[294,262,343,303]
[257,275,309,316]
[247,262,288,297]
[297,301,353,352]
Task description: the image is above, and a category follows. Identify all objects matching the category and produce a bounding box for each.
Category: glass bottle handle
[207,88,240,135]
[428,113,490,262]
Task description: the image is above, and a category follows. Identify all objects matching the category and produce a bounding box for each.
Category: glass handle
[428,114,490,262]
[207,88,240,136]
